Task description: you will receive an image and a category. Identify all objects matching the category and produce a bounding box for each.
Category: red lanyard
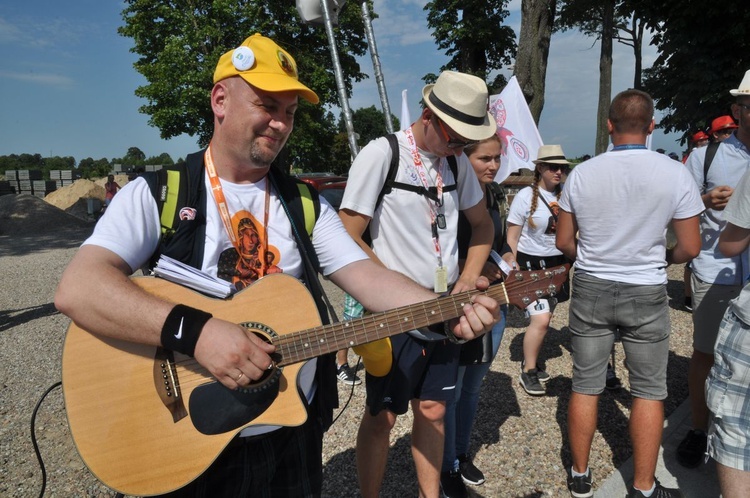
[403,129,445,268]
[204,145,271,276]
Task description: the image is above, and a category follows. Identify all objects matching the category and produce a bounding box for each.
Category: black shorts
[365,333,461,416]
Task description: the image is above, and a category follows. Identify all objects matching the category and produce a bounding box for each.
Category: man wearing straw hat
[339,70,496,498]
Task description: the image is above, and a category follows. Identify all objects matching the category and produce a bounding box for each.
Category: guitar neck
[273,284,509,367]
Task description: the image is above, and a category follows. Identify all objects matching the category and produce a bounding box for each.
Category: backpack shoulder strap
[146,151,207,270]
[374,133,402,209]
[446,155,458,183]
[376,134,459,205]
[703,141,720,189]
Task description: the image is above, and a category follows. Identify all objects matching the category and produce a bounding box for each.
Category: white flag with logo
[489,76,543,183]
[400,89,411,131]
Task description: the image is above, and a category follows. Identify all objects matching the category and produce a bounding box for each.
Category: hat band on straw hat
[538,155,567,162]
[428,92,485,126]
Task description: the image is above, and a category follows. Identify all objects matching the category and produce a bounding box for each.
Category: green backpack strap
[296,182,317,237]
[143,151,207,270]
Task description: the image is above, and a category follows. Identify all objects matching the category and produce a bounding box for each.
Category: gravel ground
[0,194,695,497]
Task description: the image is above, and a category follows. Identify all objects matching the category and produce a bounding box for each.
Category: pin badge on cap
[232,46,255,71]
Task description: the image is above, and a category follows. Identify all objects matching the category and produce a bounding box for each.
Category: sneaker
[684,296,692,312]
[522,361,551,383]
[605,364,622,390]
[567,468,593,498]
[440,470,468,498]
[675,429,707,468]
[627,478,683,497]
[457,453,485,485]
[520,369,545,395]
[336,363,361,385]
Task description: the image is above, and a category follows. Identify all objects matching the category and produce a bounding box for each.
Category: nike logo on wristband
[174,317,184,339]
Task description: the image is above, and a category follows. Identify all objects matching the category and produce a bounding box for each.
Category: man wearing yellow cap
[55,35,499,496]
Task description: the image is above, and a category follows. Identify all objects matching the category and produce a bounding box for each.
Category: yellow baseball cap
[213,34,319,104]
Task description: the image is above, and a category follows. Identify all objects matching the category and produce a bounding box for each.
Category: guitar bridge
[153,347,188,423]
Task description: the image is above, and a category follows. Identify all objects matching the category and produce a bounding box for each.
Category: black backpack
[363,133,458,242]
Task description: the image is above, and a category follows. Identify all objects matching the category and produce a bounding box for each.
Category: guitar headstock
[503,264,571,310]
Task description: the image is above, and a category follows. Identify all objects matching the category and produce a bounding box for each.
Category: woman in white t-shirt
[506,144,571,396]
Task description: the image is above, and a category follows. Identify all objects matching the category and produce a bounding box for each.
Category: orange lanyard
[204,146,271,275]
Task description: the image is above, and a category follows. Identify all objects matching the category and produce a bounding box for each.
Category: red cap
[691,131,709,142]
[709,115,738,135]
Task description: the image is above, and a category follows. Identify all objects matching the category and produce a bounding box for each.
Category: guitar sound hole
[236,332,282,394]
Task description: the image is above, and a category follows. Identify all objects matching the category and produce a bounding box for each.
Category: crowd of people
[54,33,750,498]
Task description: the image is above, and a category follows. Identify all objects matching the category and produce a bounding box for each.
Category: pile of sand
[45,179,106,211]
[0,194,92,238]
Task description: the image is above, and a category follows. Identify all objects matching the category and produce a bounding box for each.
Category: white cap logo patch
[232,46,255,71]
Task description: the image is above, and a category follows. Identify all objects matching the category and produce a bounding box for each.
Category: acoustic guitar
[62,265,568,496]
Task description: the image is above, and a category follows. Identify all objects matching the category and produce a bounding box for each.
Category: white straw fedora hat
[533,144,571,165]
[422,71,496,141]
[730,69,750,97]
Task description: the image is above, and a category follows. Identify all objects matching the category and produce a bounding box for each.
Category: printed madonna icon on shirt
[217,212,282,289]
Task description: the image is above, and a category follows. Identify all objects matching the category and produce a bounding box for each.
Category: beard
[249,133,289,167]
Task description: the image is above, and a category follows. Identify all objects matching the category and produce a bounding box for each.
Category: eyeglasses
[716,128,734,136]
[542,163,569,173]
[436,118,478,149]
[736,103,750,112]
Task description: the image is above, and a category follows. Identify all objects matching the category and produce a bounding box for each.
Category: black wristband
[161,304,213,356]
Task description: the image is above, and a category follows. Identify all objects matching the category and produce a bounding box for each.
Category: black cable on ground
[31,381,62,498]
[331,355,363,427]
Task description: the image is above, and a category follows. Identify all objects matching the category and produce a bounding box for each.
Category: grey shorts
[691,274,742,354]
[568,273,670,399]
[707,309,750,471]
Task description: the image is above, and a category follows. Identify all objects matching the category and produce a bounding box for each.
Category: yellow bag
[353,338,393,377]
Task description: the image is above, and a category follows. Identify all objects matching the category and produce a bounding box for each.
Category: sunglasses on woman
[542,163,569,173]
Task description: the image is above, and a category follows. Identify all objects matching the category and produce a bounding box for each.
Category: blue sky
[0,0,684,165]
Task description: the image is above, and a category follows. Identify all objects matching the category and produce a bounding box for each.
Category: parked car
[294,173,348,211]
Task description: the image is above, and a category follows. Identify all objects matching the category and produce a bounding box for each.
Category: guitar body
[62,274,322,496]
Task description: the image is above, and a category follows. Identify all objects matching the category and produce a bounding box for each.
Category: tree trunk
[633,17,644,89]
[595,0,615,155]
[514,0,556,123]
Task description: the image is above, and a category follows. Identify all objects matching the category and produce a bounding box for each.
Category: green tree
[78,158,112,179]
[424,0,517,93]
[145,153,175,166]
[640,2,750,142]
[346,105,399,146]
[118,0,371,172]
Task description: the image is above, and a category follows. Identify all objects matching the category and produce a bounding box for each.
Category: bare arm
[719,222,750,257]
[338,208,385,266]
[55,245,275,388]
[328,259,498,341]
[667,216,701,264]
[703,186,734,210]
[555,210,578,261]
[505,223,522,264]
[454,201,494,293]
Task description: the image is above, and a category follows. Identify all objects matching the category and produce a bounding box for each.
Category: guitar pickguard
[189,321,283,435]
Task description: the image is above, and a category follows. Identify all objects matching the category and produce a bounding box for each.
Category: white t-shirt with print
[507,186,563,257]
[84,170,367,436]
